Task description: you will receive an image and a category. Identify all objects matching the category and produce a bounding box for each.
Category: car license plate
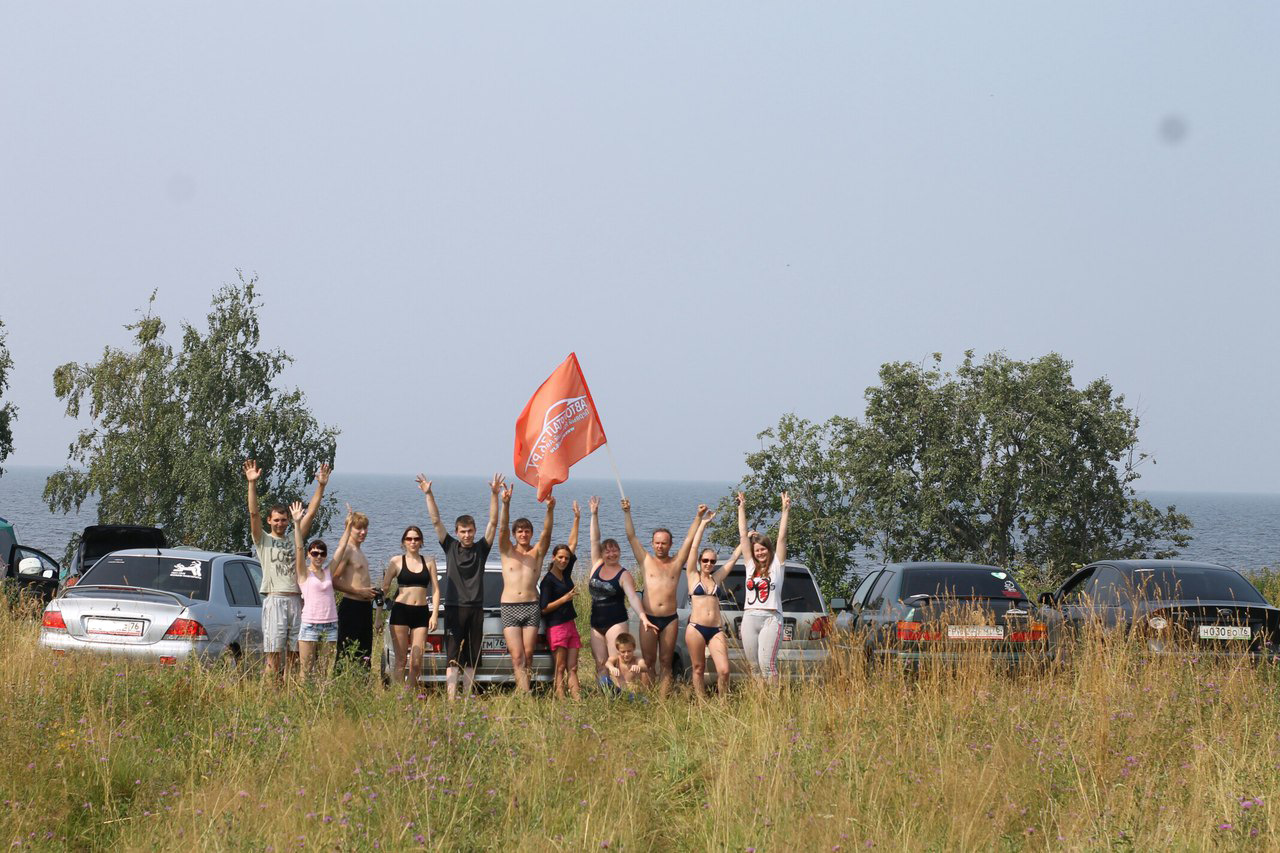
[1199,625,1251,640]
[481,635,507,653]
[947,625,1004,640]
[85,617,144,636]
[783,623,795,642]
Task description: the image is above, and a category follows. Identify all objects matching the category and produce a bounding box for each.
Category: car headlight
[1147,616,1168,631]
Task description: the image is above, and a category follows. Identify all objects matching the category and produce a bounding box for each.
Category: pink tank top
[301,566,338,623]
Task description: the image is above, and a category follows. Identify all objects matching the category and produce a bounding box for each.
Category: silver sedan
[40,548,264,665]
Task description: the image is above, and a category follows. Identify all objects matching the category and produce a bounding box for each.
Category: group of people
[244,460,791,699]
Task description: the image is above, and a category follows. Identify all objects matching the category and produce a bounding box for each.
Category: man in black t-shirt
[418,473,502,699]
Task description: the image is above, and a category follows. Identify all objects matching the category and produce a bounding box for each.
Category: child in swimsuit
[684,511,743,698]
[605,632,650,692]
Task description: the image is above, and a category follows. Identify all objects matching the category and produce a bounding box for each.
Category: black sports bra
[397,555,431,589]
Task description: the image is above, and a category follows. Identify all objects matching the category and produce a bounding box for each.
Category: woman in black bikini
[684,511,743,698]
[384,524,441,692]
[587,496,655,690]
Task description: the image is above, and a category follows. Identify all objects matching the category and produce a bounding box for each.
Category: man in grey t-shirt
[245,458,329,681]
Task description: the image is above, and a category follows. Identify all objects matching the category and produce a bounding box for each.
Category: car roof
[1088,559,1235,573]
[97,547,242,562]
[886,562,1007,572]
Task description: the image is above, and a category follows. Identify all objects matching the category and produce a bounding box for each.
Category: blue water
[3,466,1278,578]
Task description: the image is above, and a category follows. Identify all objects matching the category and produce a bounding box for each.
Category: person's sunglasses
[700,557,716,564]
[309,550,326,557]
[404,536,422,542]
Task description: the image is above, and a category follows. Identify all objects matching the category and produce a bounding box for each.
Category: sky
[2,3,1278,493]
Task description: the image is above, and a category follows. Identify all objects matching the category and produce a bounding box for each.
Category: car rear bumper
[387,652,557,686]
[39,632,224,662]
[871,647,1049,668]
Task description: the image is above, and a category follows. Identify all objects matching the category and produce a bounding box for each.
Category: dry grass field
[3,594,1279,851]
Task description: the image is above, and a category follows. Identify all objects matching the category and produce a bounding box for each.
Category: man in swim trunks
[421,473,502,700]
[622,498,704,698]
[497,485,554,694]
[332,509,379,672]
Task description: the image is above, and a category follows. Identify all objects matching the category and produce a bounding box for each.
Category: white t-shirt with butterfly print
[743,556,783,614]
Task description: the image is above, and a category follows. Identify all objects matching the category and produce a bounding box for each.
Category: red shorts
[548,621,581,650]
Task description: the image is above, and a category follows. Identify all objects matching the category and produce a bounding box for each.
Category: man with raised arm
[497,486,554,694]
[331,508,379,673]
[244,459,330,682]
[621,497,704,698]
[419,473,503,700]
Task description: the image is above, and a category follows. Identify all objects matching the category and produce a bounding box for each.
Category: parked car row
[833,559,1280,666]
[28,537,1280,680]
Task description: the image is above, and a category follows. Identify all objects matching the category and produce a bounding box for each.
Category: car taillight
[1009,623,1047,643]
[65,576,79,588]
[536,635,549,651]
[896,621,942,642]
[42,609,67,631]
[811,615,830,640]
[163,618,208,639]
[426,636,443,653]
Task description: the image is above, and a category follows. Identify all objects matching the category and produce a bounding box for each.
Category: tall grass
[2,600,1277,851]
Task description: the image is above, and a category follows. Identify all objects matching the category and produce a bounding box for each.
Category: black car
[1037,559,1280,660]
[66,525,167,582]
[839,562,1048,668]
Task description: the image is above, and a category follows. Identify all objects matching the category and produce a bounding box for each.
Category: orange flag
[513,353,608,501]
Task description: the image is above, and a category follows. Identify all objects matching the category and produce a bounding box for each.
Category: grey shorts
[262,594,302,653]
[501,602,540,629]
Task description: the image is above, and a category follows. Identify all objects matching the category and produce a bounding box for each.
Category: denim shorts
[300,621,339,643]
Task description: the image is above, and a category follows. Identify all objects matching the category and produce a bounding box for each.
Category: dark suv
[839,562,1048,668]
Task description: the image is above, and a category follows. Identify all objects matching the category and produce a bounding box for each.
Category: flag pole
[604,442,626,501]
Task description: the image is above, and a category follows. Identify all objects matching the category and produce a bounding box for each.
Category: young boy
[605,632,650,692]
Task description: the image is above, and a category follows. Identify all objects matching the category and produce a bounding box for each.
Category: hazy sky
[2,4,1278,493]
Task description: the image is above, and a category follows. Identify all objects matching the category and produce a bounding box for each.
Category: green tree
[0,317,15,477]
[44,275,339,553]
[717,352,1192,597]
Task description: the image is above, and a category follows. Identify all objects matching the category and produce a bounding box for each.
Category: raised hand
[781,491,791,510]
[243,459,261,482]
[702,511,717,524]
[572,500,581,516]
[489,473,505,494]
[344,502,355,527]
[589,496,600,514]
[620,497,631,513]
[316,463,332,486]
[502,485,513,505]
[545,495,556,509]
[736,491,745,507]
[415,474,432,495]
[289,501,304,523]
[697,503,709,517]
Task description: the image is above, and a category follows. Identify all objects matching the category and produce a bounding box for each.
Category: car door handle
[236,613,246,620]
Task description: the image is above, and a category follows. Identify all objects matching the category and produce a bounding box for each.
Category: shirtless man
[421,473,502,700]
[497,486,555,693]
[621,498,704,697]
[244,459,330,682]
[332,508,379,672]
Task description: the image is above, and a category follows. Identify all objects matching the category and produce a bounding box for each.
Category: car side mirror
[830,598,848,612]
[1038,591,1057,606]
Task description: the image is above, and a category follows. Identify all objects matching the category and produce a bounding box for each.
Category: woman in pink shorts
[539,500,581,699]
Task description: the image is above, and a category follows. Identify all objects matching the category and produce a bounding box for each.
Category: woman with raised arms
[290,502,355,681]
[587,496,656,690]
[684,509,743,698]
[383,521,441,693]
[737,490,790,681]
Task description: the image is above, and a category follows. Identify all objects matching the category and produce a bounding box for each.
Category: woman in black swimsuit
[684,512,743,698]
[384,524,441,692]
[587,496,655,689]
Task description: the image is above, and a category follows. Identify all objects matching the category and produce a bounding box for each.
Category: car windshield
[718,568,824,613]
[1128,567,1266,604]
[901,567,1028,600]
[81,555,211,601]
